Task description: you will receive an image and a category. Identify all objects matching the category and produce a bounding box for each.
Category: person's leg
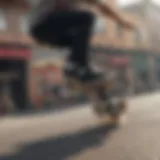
[61,11,103,81]
[30,11,86,47]
[30,11,103,82]
[40,11,94,67]
[66,11,94,67]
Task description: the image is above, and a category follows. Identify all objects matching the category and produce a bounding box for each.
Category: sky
[118,0,160,6]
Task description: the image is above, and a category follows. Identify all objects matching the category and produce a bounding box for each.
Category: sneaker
[64,63,104,83]
[77,67,104,83]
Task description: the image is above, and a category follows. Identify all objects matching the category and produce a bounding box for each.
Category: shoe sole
[65,75,115,93]
[65,76,107,92]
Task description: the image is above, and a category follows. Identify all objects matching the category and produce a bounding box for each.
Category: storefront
[93,50,131,94]
[0,0,32,114]
[132,54,150,93]
[31,61,66,108]
[155,56,160,88]
[108,55,131,95]
[93,48,132,95]
[0,44,31,114]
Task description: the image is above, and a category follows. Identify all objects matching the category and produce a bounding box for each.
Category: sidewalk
[1,91,160,118]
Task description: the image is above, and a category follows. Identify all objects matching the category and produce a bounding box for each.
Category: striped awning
[0,48,31,60]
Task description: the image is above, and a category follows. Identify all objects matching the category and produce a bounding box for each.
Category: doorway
[0,59,29,111]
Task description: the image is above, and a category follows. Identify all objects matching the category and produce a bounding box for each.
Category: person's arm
[98,1,134,29]
[86,0,134,29]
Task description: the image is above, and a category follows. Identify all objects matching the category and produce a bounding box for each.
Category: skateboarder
[29,0,134,83]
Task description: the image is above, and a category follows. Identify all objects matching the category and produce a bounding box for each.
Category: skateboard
[65,75,127,126]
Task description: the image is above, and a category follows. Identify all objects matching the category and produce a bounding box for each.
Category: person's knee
[77,12,94,26]
[30,21,52,44]
[30,26,42,43]
[81,12,94,26]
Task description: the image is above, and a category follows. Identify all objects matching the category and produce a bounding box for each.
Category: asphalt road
[0,93,160,160]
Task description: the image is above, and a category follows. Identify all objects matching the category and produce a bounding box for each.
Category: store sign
[0,49,31,60]
[110,57,130,66]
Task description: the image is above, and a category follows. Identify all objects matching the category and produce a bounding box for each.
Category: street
[1,93,160,160]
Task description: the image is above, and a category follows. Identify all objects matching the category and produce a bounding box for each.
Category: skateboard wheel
[92,104,105,116]
[109,112,127,126]
[93,100,127,126]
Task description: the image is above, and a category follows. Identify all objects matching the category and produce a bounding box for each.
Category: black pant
[31,11,94,67]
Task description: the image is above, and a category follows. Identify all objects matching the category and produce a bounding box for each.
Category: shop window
[0,11,7,31]
[93,16,106,34]
[116,22,123,38]
[134,29,142,46]
[20,15,29,33]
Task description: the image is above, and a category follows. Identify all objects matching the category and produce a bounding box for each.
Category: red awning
[0,48,31,60]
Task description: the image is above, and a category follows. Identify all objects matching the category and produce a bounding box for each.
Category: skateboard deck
[65,76,127,126]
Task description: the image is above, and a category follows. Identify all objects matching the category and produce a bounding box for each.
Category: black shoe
[64,63,104,83]
[78,67,103,83]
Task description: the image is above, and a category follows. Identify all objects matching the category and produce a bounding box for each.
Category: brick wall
[91,2,148,50]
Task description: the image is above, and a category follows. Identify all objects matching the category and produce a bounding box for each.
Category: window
[20,15,29,33]
[134,29,141,46]
[0,11,7,31]
[116,22,123,38]
[93,16,106,34]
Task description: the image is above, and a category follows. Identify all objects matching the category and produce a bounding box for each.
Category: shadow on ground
[0,124,117,160]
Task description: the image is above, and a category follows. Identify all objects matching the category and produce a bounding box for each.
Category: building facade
[121,0,160,92]
[89,0,150,94]
[122,0,160,51]
[0,0,33,112]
